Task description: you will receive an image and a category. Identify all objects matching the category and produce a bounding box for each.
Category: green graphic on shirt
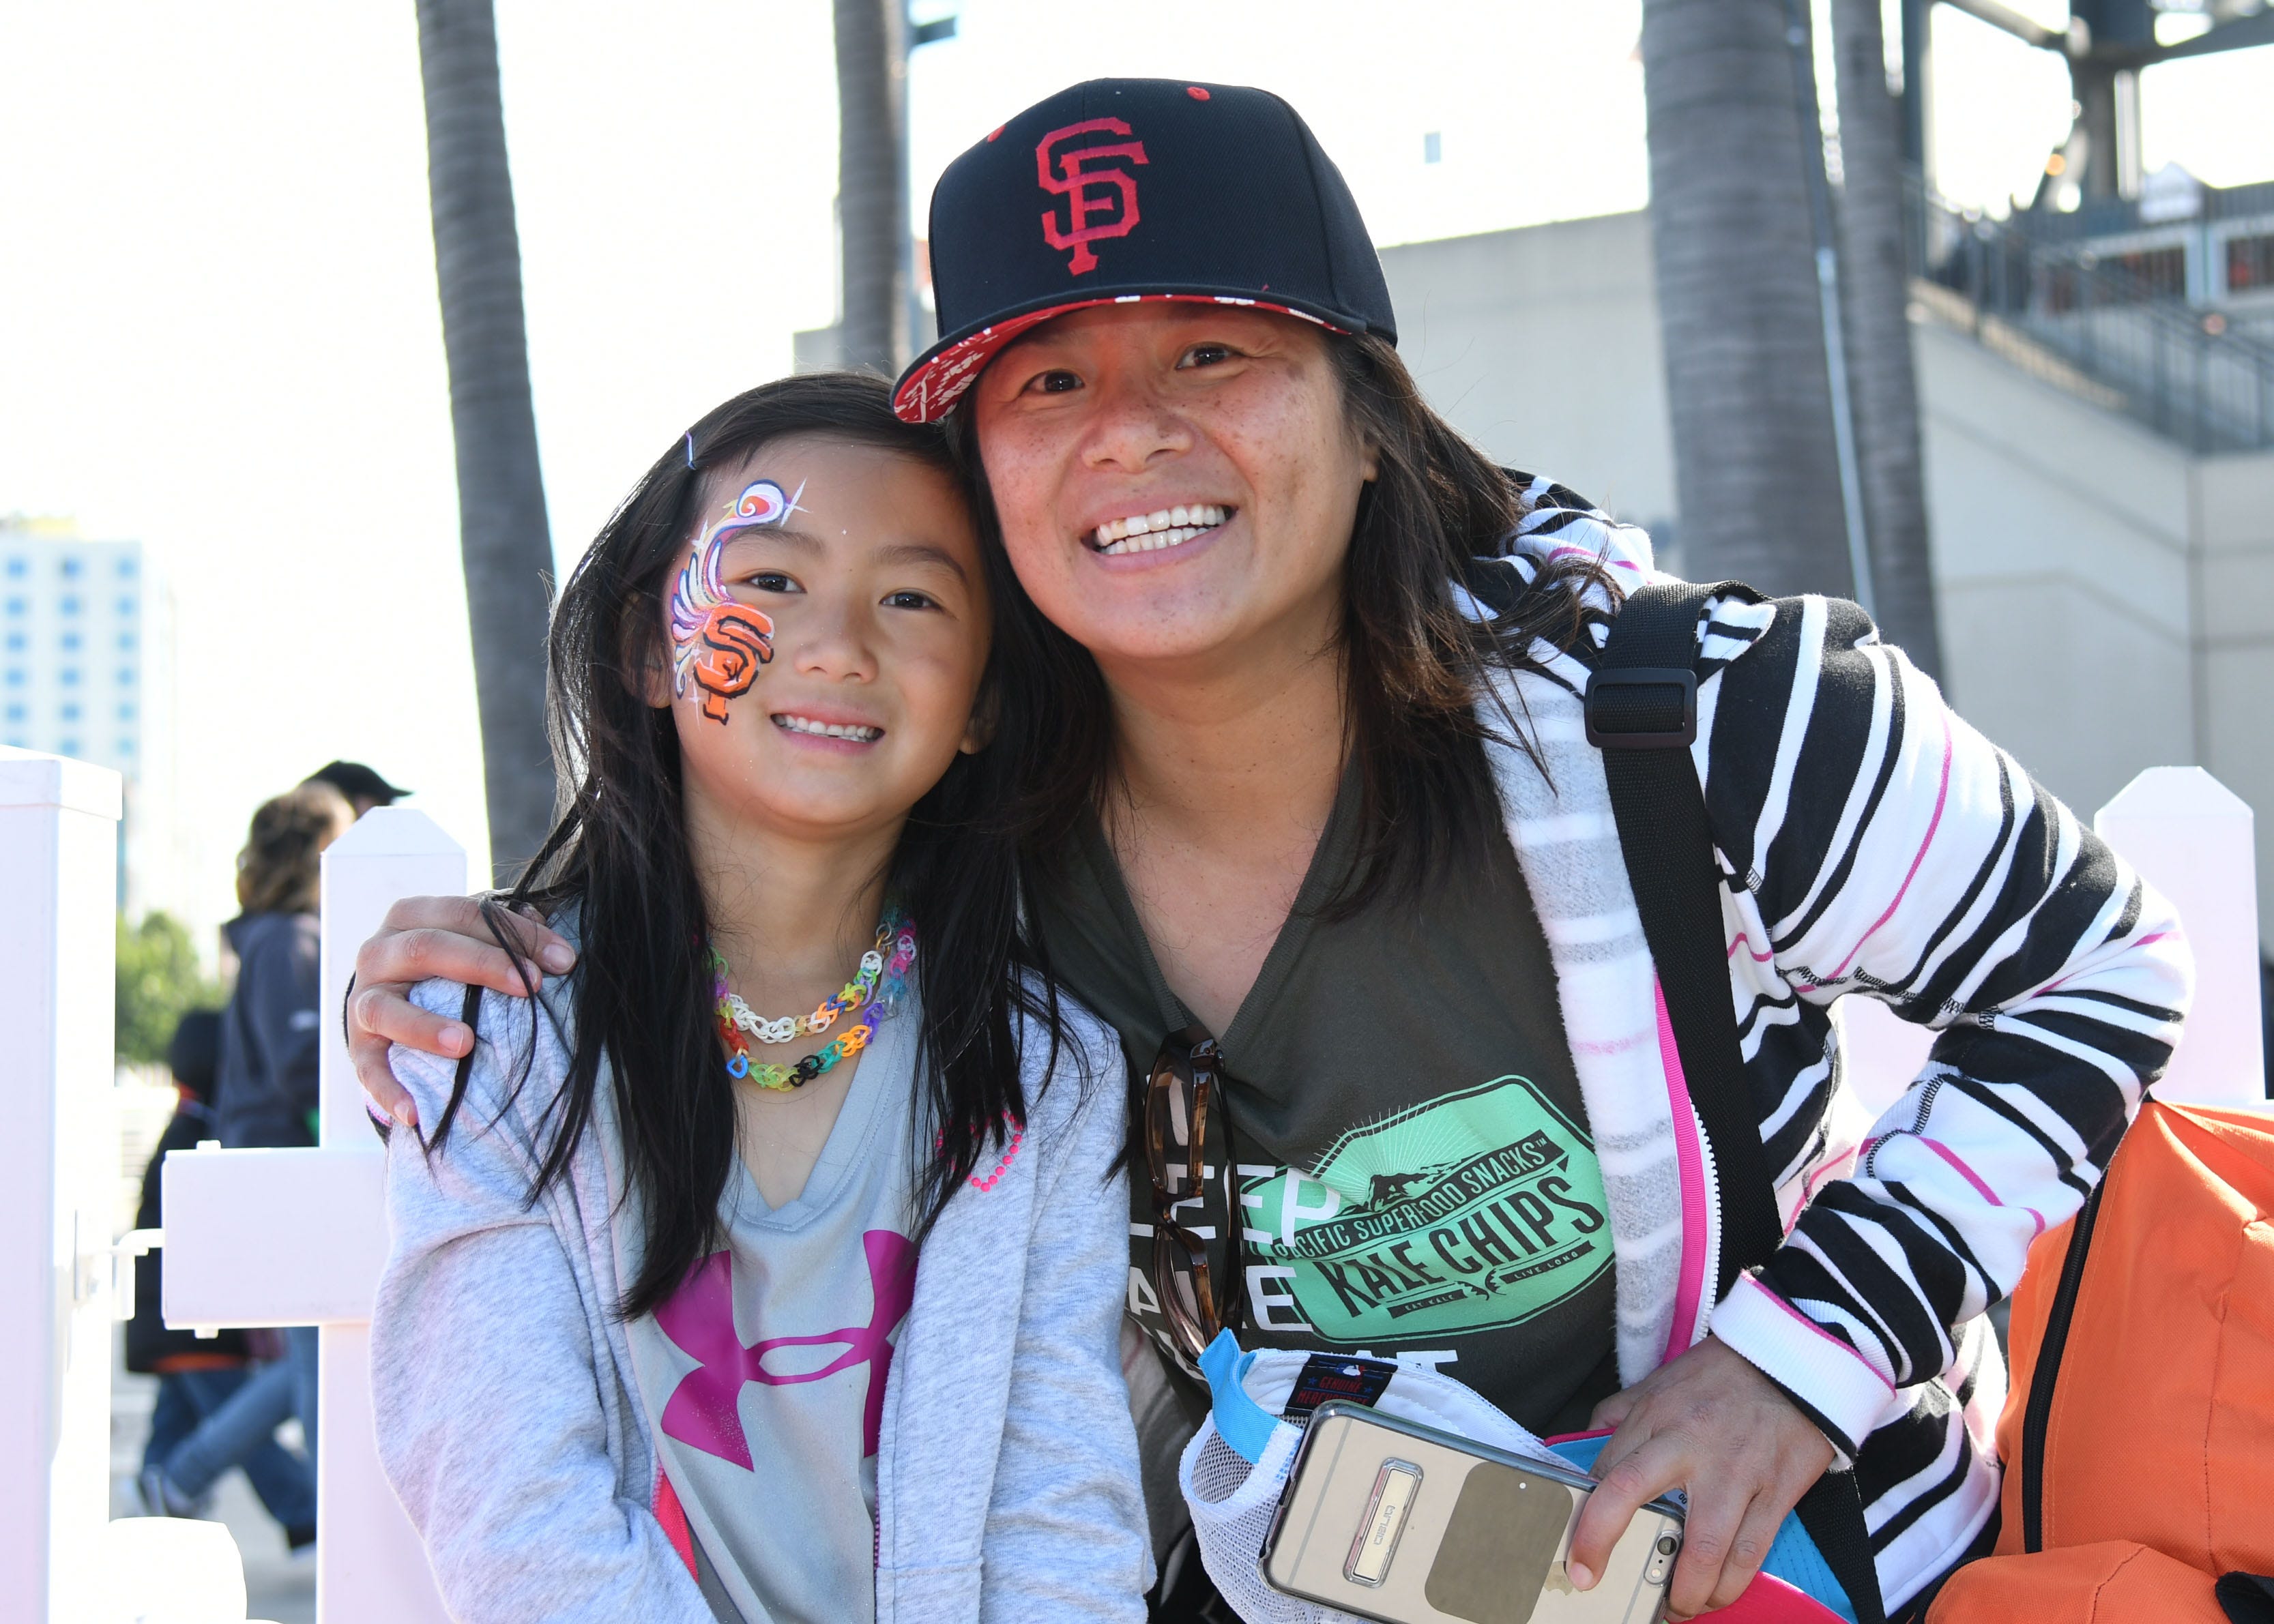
[1244,1076,1611,1343]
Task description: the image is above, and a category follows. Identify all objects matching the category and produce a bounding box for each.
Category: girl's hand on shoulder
[348,897,577,1127]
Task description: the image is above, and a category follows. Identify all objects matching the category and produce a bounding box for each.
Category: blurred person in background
[216,779,356,1489]
[131,1008,317,1550]
[302,758,409,820]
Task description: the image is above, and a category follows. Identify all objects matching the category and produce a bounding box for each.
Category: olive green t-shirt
[1029,767,1620,1439]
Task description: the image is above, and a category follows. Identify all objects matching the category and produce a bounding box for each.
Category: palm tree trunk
[1642,0,1855,597]
[1830,0,1945,680]
[414,0,557,879]
[834,0,907,374]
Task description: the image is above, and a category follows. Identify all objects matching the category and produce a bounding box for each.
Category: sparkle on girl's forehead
[668,477,807,723]
[718,478,805,528]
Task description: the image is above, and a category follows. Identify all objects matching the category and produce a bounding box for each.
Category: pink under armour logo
[653,1229,918,1471]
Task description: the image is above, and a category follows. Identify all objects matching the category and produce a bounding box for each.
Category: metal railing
[1904,177,2274,453]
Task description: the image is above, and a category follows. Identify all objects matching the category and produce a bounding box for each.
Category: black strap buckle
[1584,667,1697,750]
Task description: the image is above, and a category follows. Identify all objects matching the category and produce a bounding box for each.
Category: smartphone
[1258,1402,1685,1624]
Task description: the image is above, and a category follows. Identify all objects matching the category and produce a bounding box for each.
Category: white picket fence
[162,808,465,1622]
[1,748,125,1624]
[3,754,2266,1622]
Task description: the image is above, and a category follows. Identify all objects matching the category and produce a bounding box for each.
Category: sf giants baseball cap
[892,78,1397,422]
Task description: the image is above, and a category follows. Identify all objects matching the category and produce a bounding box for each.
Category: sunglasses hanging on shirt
[1142,1025,1249,1363]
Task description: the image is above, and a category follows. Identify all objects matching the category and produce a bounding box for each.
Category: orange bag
[1928,1101,2274,1623]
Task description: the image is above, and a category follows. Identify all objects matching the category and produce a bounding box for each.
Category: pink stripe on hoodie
[1654,980,1712,1365]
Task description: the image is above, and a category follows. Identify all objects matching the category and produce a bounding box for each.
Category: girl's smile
[769,709,886,746]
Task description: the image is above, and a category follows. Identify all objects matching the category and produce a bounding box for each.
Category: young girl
[368,374,1148,1624]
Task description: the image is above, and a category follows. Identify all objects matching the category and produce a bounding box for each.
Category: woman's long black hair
[428,371,1063,1322]
[946,329,1614,913]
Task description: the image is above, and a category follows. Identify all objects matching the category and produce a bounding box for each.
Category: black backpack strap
[2216,1572,2274,1624]
[1591,580,1888,1624]
[2019,1169,2108,1553]
[1794,1475,1889,1624]
[1589,580,1781,1284]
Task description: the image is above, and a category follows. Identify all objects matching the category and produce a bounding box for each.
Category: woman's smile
[1085,502,1234,556]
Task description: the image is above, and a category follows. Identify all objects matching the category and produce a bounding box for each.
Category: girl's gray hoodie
[370,975,1151,1623]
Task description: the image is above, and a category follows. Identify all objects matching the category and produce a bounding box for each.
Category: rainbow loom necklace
[710,912,916,1091]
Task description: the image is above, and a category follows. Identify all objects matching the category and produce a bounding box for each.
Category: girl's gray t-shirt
[617,1007,920,1624]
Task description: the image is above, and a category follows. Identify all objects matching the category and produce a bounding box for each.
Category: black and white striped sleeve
[1697,593,2193,1458]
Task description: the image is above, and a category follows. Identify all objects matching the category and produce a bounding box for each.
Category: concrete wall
[2196,449,2274,945]
[1382,213,1680,555]
[1381,213,2274,943]
[1911,322,2197,818]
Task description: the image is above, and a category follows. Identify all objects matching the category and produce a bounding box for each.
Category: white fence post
[0,748,123,1624]
[161,806,464,1622]
[1840,765,2266,1116]
[2095,767,2266,1106]
[314,808,464,1623]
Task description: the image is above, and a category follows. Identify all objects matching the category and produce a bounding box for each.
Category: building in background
[0,516,177,919]
[1380,177,2274,945]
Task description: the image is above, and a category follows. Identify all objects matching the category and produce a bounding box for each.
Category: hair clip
[685,432,697,469]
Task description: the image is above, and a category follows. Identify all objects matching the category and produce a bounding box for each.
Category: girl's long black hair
[428,371,1064,1322]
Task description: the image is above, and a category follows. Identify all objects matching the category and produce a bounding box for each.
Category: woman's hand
[1566,1335,1835,1621]
[347,897,577,1127]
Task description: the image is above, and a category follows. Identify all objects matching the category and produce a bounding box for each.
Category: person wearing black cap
[218,779,357,1501]
[346,79,2184,1624]
[304,759,409,819]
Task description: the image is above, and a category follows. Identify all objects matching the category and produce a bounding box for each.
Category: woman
[350,80,2190,1623]
[220,778,356,1487]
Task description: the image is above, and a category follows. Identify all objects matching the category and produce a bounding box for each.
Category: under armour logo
[1036,117,1148,275]
[652,1230,918,1471]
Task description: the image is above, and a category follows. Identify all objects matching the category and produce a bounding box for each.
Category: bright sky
[1,1,2266,954]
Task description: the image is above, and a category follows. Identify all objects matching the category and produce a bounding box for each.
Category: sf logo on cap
[1036,118,1148,275]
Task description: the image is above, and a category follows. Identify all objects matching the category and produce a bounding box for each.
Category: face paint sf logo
[669,479,800,723]
[1036,117,1148,276]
